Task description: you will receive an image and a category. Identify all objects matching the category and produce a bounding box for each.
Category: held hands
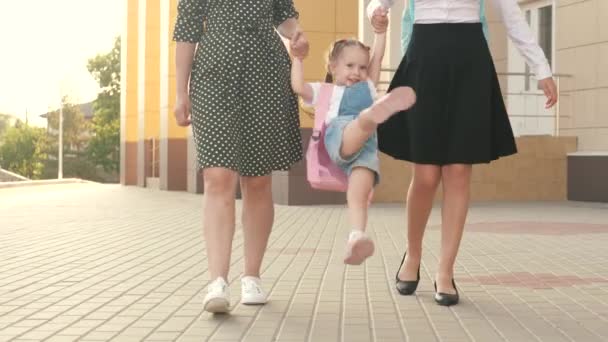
[290,29,309,60]
[539,78,558,108]
[371,7,389,34]
[174,94,192,127]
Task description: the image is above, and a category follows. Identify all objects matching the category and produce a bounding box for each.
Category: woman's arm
[175,43,196,96]
[277,18,299,40]
[273,0,300,39]
[490,0,557,107]
[490,0,552,80]
[172,0,205,126]
[274,1,309,58]
[173,0,205,96]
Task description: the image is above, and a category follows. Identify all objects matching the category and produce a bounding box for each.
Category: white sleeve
[304,82,322,107]
[490,0,553,80]
[367,79,378,99]
[366,0,395,19]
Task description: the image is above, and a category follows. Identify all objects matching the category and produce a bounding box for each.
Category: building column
[120,0,128,185]
[160,0,170,190]
[122,0,140,186]
[158,0,190,191]
[136,0,147,187]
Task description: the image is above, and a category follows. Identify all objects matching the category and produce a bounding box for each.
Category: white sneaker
[241,276,267,305]
[344,230,375,265]
[203,277,231,313]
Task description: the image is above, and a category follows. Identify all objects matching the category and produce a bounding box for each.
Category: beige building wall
[122,0,191,192]
[555,0,608,151]
[487,2,509,89]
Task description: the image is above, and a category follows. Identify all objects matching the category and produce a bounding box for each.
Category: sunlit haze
[0,0,123,126]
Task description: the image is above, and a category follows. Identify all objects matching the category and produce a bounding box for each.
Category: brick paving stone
[0,184,607,341]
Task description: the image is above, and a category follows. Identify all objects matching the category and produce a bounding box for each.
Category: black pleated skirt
[378,23,517,165]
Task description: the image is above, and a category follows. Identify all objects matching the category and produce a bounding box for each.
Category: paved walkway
[0,183,607,342]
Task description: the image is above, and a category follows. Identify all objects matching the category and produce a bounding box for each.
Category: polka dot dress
[173,0,303,176]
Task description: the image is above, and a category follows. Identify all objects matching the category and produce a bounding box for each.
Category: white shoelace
[208,278,228,295]
[242,277,263,294]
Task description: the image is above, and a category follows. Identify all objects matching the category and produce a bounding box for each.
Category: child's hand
[290,30,309,59]
[371,7,389,34]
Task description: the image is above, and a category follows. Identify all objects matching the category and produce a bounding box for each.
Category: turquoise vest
[401,0,490,54]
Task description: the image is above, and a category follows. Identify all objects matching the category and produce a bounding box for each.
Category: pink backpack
[306,83,349,192]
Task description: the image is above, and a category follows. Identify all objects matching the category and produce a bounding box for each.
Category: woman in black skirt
[367,0,557,306]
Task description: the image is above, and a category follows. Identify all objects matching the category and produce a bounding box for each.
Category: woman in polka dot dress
[173,0,308,313]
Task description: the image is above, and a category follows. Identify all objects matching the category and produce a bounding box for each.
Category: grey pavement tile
[1,184,607,341]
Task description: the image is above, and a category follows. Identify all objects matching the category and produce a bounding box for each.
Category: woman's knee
[441,164,472,188]
[203,168,238,195]
[412,164,441,191]
[240,175,272,197]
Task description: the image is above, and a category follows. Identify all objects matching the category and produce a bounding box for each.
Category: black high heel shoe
[434,279,459,306]
[395,252,420,295]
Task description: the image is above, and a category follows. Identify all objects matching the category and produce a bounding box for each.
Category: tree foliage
[86,36,121,172]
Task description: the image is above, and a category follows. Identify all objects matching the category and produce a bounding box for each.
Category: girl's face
[329,46,370,86]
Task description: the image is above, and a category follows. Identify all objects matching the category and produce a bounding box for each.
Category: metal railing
[378,69,573,136]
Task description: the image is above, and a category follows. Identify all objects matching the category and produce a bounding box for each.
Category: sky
[0,0,123,127]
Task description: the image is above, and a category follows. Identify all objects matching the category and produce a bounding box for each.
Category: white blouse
[367,0,553,80]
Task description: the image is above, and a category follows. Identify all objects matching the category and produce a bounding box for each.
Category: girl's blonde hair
[324,38,370,83]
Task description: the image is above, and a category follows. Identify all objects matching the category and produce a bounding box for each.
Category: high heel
[434,279,459,306]
[395,252,420,295]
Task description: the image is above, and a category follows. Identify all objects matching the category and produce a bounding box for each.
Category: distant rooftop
[39,101,94,120]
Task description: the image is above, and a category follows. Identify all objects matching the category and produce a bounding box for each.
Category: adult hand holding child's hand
[371,7,389,34]
[290,29,309,59]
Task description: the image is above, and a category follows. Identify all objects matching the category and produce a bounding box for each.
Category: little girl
[291,10,416,265]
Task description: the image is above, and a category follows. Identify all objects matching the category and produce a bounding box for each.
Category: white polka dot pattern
[173,0,303,176]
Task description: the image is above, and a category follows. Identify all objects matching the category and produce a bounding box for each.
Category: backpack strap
[479,0,490,43]
[400,0,415,55]
[311,83,334,141]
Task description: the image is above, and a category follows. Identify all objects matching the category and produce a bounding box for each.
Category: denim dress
[324,81,380,184]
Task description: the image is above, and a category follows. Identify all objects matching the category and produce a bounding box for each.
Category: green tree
[0,113,18,142]
[86,36,120,172]
[45,98,89,152]
[0,125,47,179]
